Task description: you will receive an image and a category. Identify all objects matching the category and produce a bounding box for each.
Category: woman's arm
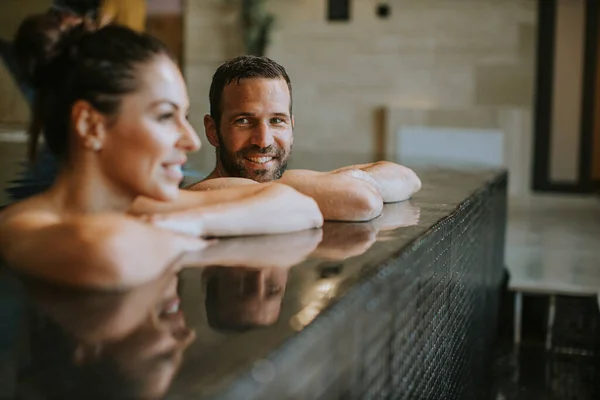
[180,229,323,269]
[130,178,269,214]
[139,182,324,238]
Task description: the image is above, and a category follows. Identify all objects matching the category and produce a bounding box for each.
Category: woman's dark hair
[13,11,171,163]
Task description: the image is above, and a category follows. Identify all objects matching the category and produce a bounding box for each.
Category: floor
[493,194,600,400]
[506,195,600,298]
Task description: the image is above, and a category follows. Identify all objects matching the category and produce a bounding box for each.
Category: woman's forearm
[148,183,323,238]
[129,178,267,215]
[198,183,323,237]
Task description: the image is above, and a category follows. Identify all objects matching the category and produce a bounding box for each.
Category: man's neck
[205,163,231,181]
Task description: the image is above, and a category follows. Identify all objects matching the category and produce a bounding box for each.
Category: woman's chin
[150,185,180,203]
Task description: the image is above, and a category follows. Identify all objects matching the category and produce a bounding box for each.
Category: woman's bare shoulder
[0,195,60,231]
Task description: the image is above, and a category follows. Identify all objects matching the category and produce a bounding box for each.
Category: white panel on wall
[396,126,504,167]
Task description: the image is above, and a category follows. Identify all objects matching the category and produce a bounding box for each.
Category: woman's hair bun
[13,9,97,89]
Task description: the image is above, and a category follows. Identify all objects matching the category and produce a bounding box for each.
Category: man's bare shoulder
[186,177,259,191]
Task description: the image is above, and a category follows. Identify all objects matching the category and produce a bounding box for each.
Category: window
[328,0,350,21]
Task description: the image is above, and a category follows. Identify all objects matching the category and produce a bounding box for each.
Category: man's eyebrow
[272,112,290,118]
[229,112,256,118]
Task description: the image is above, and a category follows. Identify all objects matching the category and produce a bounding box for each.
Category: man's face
[212,78,293,182]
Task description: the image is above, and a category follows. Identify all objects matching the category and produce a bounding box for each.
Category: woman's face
[98,55,200,201]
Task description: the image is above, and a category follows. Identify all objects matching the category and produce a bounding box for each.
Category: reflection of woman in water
[0,14,322,286]
[21,272,191,399]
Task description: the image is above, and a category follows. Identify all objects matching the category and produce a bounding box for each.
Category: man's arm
[179,172,384,222]
[332,161,421,203]
[278,170,383,222]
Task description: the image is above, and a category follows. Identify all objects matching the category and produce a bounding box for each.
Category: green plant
[225,0,275,56]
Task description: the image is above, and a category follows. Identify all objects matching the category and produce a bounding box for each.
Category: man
[188,55,421,221]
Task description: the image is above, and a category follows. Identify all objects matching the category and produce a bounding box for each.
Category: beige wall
[184,0,537,173]
[0,0,51,124]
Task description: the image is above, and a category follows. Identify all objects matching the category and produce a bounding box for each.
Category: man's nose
[249,122,275,149]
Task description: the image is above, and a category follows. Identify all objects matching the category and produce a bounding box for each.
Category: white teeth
[246,157,273,164]
[165,304,180,314]
[165,164,182,173]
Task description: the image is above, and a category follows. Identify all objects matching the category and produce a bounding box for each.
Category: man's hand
[332,161,421,203]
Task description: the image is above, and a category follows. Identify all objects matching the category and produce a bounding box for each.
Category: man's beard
[217,133,290,182]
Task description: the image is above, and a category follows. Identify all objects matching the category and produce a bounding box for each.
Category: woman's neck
[48,162,136,215]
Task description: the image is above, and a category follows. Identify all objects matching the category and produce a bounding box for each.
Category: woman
[0,16,323,283]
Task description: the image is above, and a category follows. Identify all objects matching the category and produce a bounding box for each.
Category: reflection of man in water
[204,267,288,331]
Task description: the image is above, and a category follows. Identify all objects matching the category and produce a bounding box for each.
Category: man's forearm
[332,161,421,203]
[279,170,383,222]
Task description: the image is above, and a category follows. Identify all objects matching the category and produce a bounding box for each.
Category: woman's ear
[204,115,219,148]
[71,100,107,152]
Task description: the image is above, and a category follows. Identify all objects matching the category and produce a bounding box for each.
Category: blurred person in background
[5,0,146,202]
[97,0,147,33]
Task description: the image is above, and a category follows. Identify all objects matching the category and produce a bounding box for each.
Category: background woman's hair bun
[13,9,97,89]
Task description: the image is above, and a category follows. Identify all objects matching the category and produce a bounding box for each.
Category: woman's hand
[138,212,206,237]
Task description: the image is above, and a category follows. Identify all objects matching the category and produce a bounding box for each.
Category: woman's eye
[158,113,174,121]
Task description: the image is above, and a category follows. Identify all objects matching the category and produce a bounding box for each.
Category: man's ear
[204,114,219,148]
[72,100,107,151]
[291,115,295,130]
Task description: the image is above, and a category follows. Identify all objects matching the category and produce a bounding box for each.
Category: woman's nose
[179,120,201,152]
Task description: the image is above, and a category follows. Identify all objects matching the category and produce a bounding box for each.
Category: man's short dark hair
[209,55,293,130]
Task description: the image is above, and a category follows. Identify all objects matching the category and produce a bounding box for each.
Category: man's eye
[271,118,284,124]
[235,118,250,124]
